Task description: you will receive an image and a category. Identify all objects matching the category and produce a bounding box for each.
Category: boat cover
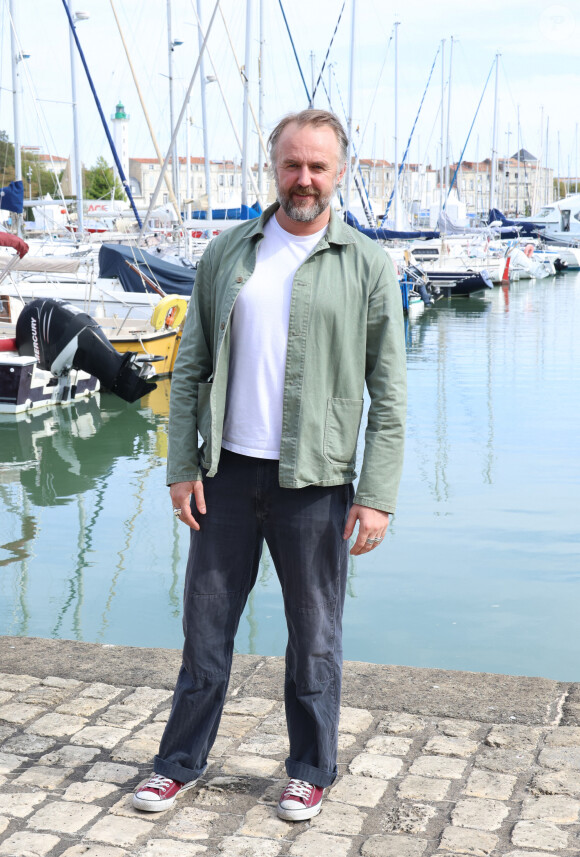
[98,244,196,295]
[187,201,262,221]
[345,211,439,241]
[0,181,24,214]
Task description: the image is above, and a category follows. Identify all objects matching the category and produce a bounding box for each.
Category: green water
[1,272,579,680]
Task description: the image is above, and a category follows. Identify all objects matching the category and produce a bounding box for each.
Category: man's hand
[169,480,206,531]
[343,503,390,555]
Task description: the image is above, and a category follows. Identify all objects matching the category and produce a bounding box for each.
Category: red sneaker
[277,778,324,821]
[132,773,198,812]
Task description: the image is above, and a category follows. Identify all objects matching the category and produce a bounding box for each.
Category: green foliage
[0,129,60,197]
[84,156,124,201]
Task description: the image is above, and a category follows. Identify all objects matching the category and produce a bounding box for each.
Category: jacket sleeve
[166,242,215,485]
[354,251,407,514]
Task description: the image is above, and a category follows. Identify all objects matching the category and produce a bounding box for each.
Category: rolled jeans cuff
[154,756,208,785]
[285,757,337,789]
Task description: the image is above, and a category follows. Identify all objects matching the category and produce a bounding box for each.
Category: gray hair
[268,109,348,171]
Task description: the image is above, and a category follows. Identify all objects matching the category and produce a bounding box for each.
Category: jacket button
[235,276,243,283]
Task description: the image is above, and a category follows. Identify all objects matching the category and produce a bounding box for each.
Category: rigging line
[310,0,346,105]
[61,0,143,228]
[381,44,440,223]
[446,57,496,207]
[349,32,393,182]
[277,0,311,104]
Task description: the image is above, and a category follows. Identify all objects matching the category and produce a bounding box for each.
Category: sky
[1,0,579,182]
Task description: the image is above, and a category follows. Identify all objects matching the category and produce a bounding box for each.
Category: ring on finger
[173,508,182,518]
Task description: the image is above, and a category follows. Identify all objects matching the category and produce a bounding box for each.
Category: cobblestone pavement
[0,638,580,856]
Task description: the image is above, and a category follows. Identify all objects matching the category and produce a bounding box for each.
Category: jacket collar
[247,201,357,246]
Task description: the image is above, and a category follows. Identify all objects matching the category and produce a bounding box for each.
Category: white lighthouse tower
[111,100,130,190]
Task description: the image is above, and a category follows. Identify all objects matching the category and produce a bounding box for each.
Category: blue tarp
[345,211,440,241]
[488,208,540,236]
[188,201,262,221]
[98,244,195,296]
[0,180,24,214]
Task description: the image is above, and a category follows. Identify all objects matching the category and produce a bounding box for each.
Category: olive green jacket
[167,203,406,514]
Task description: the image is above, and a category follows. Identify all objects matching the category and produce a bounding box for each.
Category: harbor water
[1,271,579,681]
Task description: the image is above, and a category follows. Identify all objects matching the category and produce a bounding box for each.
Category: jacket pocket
[323,397,364,467]
[197,382,212,442]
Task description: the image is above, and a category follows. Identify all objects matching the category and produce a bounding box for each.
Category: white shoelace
[143,773,174,792]
[283,778,313,800]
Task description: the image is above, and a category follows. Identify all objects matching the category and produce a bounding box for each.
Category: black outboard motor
[16,298,157,403]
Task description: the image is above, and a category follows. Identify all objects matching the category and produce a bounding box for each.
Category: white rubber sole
[132,777,198,812]
[277,801,323,822]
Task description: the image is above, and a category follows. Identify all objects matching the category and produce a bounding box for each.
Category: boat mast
[545,116,549,204]
[9,0,22,237]
[257,0,265,198]
[516,106,520,216]
[344,0,356,217]
[489,52,500,213]
[167,0,180,214]
[241,0,252,209]
[393,19,399,227]
[67,1,85,237]
[197,0,213,219]
[439,39,445,215]
[445,35,453,199]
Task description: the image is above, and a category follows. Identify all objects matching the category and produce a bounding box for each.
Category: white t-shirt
[222,214,327,459]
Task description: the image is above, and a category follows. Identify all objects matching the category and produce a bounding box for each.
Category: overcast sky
[1,0,578,179]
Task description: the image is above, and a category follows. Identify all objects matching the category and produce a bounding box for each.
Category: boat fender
[524,244,534,258]
[416,283,433,306]
[151,295,188,330]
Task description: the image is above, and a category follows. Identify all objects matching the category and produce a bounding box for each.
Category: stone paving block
[337,733,356,751]
[0,791,47,818]
[39,744,101,768]
[0,703,46,724]
[520,795,580,822]
[86,815,156,847]
[20,685,73,707]
[219,837,280,857]
[237,734,289,757]
[310,800,367,835]
[409,755,467,780]
[544,726,580,747]
[379,712,426,734]
[63,781,120,803]
[0,817,8,835]
[135,840,207,857]
[475,748,534,774]
[223,697,278,718]
[153,709,170,723]
[0,725,15,742]
[2,733,56,755]
[365,735,412,756]
[485,725,542,749]
[71,725,131,749]
[13,765,69,789]
[0,692,13,705]
[42,676,81,689]
[0,831,60,856]
[164,807,220,840]
[289,829,352,857]
[110,794,151,819]
[327,774,388,807]
[339,706,373,734]
[0,751,25,773]
[463,769,517,800]
[97,705,149,730]
[120,688,172,711]
[57,697,112,718]
[0,673,39,692]
[361,833,428,857]
[531,769,580,797]
[208,735,232,759]
[511,819,569,850]
[221,754,281,778]
[398,774,451,801]
[60,846,128,857]
[349,752,403,779]
[424,736,479,758]
[436,719,480,738]
[382,802,436,834]
[438,825,498,855]
[81,683,124,701]
[238,804,290,839]
[504,852,558,857]
[196,776,254,807]
[539,747,580,771]
[256,706,286,735]
[111,724,164,763]
[86,762,140,784]
[29,712,87,738]
[451,798,509,831]
[217,715,260,739]
[28,799,101,833]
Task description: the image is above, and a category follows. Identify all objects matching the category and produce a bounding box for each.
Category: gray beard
[274,174,337,223]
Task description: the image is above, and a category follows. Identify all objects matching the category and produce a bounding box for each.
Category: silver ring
[366,537,382,545]
[173,508,181,517]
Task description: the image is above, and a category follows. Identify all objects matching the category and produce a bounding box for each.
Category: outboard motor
[16,298,156,403]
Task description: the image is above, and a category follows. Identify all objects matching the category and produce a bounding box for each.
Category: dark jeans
[154,449,353,788]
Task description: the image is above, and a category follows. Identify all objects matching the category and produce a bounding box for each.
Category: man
[133,109,406,822]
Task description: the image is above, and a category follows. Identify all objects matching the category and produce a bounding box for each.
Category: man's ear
[338,162,347,184]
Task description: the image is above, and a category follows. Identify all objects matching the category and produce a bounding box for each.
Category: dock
[0,636,579,856]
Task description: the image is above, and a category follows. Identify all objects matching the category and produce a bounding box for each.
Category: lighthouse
[111,101,130,189]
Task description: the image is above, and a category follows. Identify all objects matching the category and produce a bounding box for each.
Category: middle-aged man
[132,109,406,822]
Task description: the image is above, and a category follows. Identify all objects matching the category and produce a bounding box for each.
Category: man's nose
[296,166,312,186]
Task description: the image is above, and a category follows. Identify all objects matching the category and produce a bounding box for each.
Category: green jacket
[167,203,406,514]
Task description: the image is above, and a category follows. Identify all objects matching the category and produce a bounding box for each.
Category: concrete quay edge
[1,636,579,727]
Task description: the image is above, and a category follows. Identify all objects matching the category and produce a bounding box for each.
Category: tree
[84,156,124,200]
[1,130,61,198]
